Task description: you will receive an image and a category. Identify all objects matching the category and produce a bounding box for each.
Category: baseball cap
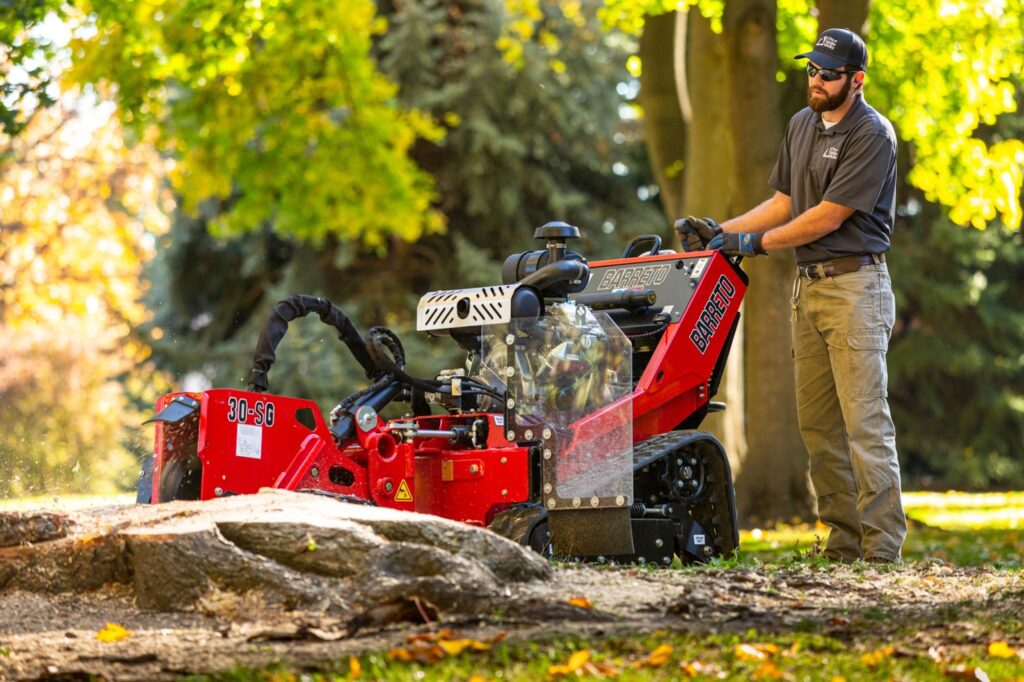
[795,28,868,71]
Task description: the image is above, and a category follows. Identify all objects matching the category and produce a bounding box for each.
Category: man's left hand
[706,232,766,257]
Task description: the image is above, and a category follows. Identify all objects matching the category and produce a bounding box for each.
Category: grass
[738,490,1024,567]
[175,491,1024,681]
[190,630,1024,682]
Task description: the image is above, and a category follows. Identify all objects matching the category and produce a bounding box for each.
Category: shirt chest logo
[822,146,839,160]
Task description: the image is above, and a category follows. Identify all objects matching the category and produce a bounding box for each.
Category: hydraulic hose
[246,295,381,393]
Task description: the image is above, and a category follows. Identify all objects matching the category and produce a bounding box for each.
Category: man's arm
[706,199,856,257]
[760,200,855,250]
[721,191,792,234]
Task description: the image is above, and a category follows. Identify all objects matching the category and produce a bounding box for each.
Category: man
[677,28,905,563]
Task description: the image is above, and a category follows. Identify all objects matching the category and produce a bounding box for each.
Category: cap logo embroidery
[817,35,838,50]
[823,146,839,160]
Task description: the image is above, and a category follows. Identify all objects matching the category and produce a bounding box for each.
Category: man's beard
[808,76,853,112]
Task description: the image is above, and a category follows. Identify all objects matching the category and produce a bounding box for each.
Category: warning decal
[236,423,262,459]
[395,479,413,502]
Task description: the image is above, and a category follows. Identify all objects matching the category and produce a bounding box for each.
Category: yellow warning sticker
[395,479,413,502]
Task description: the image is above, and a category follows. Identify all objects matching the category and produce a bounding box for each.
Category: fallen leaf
[860,645,895,667]
[988,641,1018,659]
[735,643,781,662]
[944,665,991,681]
[681,660,727,678]
[753,661,785,679]
[348,656,361,680]
[96,623,131,643]
[632,643,673,668]
[547,649,590,679]
[567,596,593,609]
[438,638,491,656]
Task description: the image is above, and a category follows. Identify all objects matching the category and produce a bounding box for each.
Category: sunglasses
[806,64,857,81]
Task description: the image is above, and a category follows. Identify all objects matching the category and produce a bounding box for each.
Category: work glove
[673,216,722,252]
[706,232,766,257]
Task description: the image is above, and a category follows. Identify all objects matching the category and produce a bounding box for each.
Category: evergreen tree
[141,0,662,415]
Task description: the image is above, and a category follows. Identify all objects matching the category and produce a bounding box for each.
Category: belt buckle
[802,263,823,280]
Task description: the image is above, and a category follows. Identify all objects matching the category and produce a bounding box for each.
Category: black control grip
[572,288,657,311]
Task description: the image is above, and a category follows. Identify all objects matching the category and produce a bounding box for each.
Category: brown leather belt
[798,253,885,280]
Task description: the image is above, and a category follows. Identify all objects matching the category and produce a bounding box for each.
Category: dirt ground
[2,559,1021,681]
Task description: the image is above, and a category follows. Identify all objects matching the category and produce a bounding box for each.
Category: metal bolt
[676,458,683,466]
[590,496,599,507]
[356,405,378,432]
[544,483,552,494]
[214,487,224,497]
[676,480,685,488]
[542,428,552,440]
[543,449,552,459]
[505,366,516,377]
[682,466,693,479]
[501,489,508,496]
[615,495,625,506]
[638,557,646,565]
[384,481,394,493]
[524,429,533,440]
[597,555,607,564]
[500,456,508,464]
[506,334,515,345]
[572,497,581,508]
[310,467,319,478]
[547,498,557,509]
[662,557,673,565]
[655,538,664,548]
[689,458,697,466]
[507,430,516,440]
[469,464,479,474]
[703,546,714,557]
[690,479,699,488]
[506,399,516,409]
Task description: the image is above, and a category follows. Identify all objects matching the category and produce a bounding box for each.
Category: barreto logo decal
[689,275,737,354]
[595,264,672,291]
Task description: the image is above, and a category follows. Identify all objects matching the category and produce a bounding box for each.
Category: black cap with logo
[795,28,868,71]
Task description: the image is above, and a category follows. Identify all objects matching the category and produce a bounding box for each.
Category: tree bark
[677,9,748,473]
[723,0,813,523]
[815,0,870,34]
[638,11,687,224]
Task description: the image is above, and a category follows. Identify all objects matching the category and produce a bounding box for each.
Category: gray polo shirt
[768,95,897,265]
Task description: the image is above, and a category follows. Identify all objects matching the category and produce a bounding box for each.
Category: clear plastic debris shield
[483,302,634,556]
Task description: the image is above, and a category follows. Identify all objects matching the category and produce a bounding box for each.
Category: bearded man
[677,28,906,563]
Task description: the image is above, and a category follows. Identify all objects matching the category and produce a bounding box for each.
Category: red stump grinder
[139,223,746,565]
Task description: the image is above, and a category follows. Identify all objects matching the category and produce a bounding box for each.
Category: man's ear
[855,73,865,91]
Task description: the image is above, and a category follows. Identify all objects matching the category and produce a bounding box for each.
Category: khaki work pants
[791,263,906,562]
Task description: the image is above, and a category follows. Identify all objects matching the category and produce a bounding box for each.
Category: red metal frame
[150,251,745,527]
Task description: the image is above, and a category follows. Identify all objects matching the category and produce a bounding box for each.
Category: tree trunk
[677,9,748,474]
[815,0,869,34]
[638,11,687,224]
[723,0,813,524]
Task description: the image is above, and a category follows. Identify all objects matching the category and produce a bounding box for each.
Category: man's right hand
[673,216,723,252]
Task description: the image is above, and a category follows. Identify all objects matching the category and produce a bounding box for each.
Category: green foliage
[68,0,444,247]
[593,0,722,35]
[888,210,1024,489]
[140,0,661,416]
[870,0,1024,230]
[0,0,65,136]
